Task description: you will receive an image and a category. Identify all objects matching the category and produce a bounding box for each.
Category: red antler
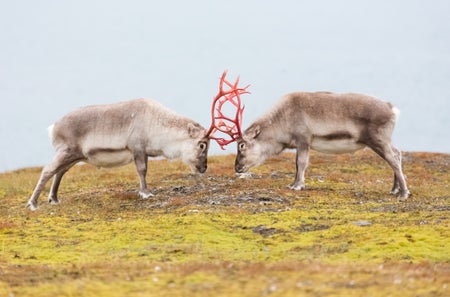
[206,70,250,149]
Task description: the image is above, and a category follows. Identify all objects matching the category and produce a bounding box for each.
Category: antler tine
[206,70,250,149]
[218,70,228,94]
[206,70,231,137]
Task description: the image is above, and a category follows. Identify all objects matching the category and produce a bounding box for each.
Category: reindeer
[26,98,210,210]
[27,71,249,210]
[234,92,410,201]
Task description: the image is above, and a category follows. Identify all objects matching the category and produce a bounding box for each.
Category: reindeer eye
[238,142,246,151]
[199,142,207,151]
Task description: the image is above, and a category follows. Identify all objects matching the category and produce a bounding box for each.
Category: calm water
[1,0,449,172]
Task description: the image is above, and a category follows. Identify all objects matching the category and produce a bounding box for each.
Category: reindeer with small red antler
[234,91,410,201]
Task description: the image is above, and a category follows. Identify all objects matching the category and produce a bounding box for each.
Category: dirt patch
[296,224,331,232]
[251,225,283,237]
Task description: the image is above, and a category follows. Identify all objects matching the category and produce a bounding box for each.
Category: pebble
[352,220,372,227]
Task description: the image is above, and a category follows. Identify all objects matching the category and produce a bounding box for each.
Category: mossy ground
[0,150,449,296]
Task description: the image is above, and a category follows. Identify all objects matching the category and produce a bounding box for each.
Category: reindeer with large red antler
[27,70,249,210]
[206,70,250,149]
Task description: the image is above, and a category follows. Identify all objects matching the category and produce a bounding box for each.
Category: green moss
[0,151,449,296]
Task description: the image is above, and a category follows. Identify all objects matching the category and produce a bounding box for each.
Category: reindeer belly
[85,148,134,168]
[311,134,365,154]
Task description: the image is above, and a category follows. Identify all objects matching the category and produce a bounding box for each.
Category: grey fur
[235,92,409,200]
[27,99,209,210]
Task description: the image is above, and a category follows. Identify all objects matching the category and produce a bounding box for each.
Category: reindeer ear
[188,123,202,138]
[246,124,260,139]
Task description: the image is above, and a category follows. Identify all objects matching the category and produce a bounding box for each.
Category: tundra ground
[0,150,449,296]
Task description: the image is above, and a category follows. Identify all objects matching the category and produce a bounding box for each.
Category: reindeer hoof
[48,197,60,205]
[397,191,410,202]
[288,184,305,191]
[390,188,400,195]
[26,202,38,211]
[139,191,154,199]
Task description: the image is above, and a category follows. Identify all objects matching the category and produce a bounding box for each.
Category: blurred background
[1,0,449,172]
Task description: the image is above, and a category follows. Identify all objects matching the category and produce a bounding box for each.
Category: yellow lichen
[0,151,449,296]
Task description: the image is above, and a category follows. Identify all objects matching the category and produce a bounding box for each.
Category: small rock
[237,172,252,179]
[352,220,372,227]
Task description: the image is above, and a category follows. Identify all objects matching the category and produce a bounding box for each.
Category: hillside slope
[0,151,449,297]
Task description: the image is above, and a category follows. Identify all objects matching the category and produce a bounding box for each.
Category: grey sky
[1,0,449,171]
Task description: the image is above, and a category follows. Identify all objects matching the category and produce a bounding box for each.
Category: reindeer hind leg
[389,146,403,195]
[48,161,78,205]
[367,141,409,201]
[27,148,83,210]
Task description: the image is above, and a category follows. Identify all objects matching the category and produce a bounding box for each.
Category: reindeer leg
[48,162,76,205]
[369,142,409,201]
[27,149,82,210]
[390,174,400,195]
[134,153,153,199]
[389,146,402,195]
[289,143,310,190]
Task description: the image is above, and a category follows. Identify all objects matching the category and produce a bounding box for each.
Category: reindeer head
[206,70,250,150]
[181,122,209,174]
[234,123,274,173]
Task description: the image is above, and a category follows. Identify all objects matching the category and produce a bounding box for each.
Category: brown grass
[0,150,449,296]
